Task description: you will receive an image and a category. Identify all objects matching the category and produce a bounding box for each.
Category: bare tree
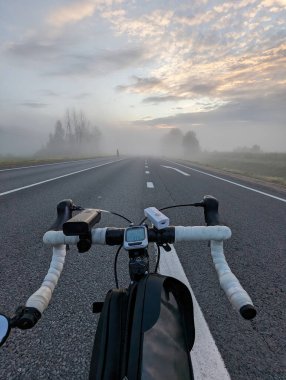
[36,108,102,158]
[65,109,73,144]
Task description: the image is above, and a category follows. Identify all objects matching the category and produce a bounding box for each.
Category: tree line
[37,110,201,159]
[37,109,101,157]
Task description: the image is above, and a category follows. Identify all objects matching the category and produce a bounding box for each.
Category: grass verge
[190,152,286,187]
[0,156,109,169]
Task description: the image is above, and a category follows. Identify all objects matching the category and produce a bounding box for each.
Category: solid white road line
[145,171,150,174]
[147,182,154,188]
[165,159,286,203]
[0,158,99,172]
[0,160,121,197]
[158,244,231,380]
[161,165,190,176]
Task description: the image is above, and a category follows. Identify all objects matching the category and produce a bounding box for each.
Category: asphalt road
[0,157,285,380]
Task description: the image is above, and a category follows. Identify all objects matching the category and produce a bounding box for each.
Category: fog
[100,127,169,156]
[0,121,285,159]
[0,126,48,156]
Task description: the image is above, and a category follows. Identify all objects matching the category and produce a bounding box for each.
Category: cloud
[47,2,96,27]
[73,92,91,99]
[102,8,174,38]
[40,90,61,97]
[5,0,286,93]
[104,0,286,109]
[116,76,163,93]
[19,102,49,108]
[174,9,217,27]
[46,0,128,28]
[135,89,286,128]
[261,0,286,7]
[155,124,177,129]
[143,95,184,103]
[5,31,148,76]
[179,81,220,96]
[45,46,148,76]
[5,40,60,59]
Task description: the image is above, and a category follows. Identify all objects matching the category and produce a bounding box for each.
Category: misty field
[192,152,286,186]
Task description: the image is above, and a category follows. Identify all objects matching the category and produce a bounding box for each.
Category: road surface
[0,157,285,379]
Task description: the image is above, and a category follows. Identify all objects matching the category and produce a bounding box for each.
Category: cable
[154,243,161,273]
[110,212,133,224]
[159,202,202,211]
[138,202,202,225]
[101,210,133,224]
[114,245,123,288]
[101,210,132,288]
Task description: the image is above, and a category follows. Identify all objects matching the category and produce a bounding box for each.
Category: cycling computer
[123,226,148,250]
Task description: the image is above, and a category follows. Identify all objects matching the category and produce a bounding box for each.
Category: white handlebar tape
[26,245,66,313]
[91,227,107,244]
[175,226,231,242]
[43,228,107,246]
[43,231,79,245]
[210,240,254,311]
[43,227,231,246]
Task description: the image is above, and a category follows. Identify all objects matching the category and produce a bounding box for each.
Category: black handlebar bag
[89,274,195,380]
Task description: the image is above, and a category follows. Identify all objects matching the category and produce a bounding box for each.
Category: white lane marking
[145,171,150,174]
[158,244,231,380]
[0,158,99,172]
[164,159,286,203]
[161,165,190,176]
[0,160,122,197]
[147,182,154,188]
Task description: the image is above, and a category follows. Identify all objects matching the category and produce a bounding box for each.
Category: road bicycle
[0,195,256,379]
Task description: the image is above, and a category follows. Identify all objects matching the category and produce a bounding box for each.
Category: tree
[36,109,102,158]
[44,120,65,155]
[182,130,200,158]
[65,109,73,144]
[161,128,201,159]
[161,128,183,157]
[54,120,65,143]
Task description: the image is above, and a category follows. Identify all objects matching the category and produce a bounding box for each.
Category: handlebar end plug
[14,307,42,330]
[240,304,257,320]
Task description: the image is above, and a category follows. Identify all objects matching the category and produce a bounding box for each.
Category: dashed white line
[164,159,286,203]
[0,160,121,197]
[147,182,154,188]
[158,244,231,380]
[161,165,190,176]
[145,171,150,174]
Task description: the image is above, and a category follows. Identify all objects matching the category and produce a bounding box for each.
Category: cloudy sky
[0,0,285,154]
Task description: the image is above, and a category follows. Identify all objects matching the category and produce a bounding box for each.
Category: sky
[0,0,285,154]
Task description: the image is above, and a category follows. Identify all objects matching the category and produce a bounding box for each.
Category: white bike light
[144,207,169,230]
